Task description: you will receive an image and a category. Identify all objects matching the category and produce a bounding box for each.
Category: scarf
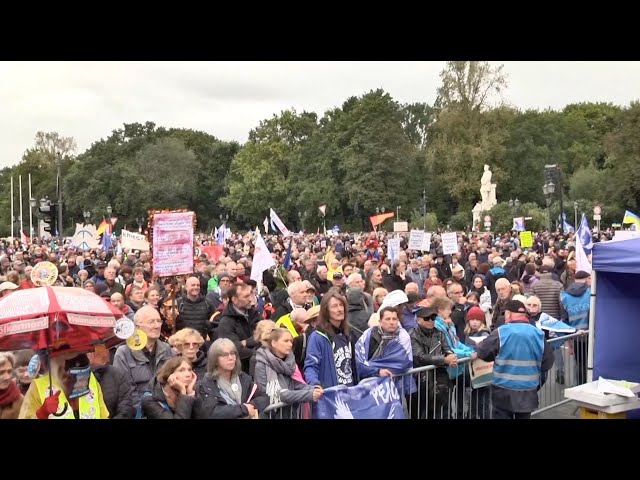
[255,347,296,404]
[355,326,415,395]
[0,381,21,407]
[217,373,242,405]
[372,326,400,359]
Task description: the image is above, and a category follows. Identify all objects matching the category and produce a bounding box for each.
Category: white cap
[379,290,409,310]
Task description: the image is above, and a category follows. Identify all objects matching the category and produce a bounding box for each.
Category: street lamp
[83,210,91,224]
[219,214,229,225]
[29,197,37,238]
[543,181,555,232]
[508,198,521,214]
[396,205,401,222]
[574,201,579,230]
[137,217,145,233]
[375,207,386,214]
[298,211,303,231]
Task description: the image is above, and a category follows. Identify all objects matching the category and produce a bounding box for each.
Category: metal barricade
[532,330,589,416]
[260,330,589,419]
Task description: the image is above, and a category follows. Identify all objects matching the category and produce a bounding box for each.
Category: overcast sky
[1,61,639,168]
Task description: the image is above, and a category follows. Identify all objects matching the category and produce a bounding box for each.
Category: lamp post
[420,189,427,230]
[396,205,401,222]
[136,217,145,233]
[29,197,37,238]
[298,211,303,232]
[353,202,359,231]
[219,213,229,226]
[543,181,555,232]
[83,210,91,225]
[574,201,579,230]
[508,198,521,215]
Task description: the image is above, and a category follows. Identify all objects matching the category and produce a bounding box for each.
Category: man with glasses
[114,306,175,417]
[447,281,468,341]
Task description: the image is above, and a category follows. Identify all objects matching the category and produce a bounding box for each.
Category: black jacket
[193,371,270,419]
[410,325,453,368]
[192,350,208,381]
[93,364,135,419]
[346,290,371,341]
[383,274,408,293]
[176,294,216,339]
[293,327,314,371]
[272,299,294,322]
[141,381,196,419]
[216,303,261,373]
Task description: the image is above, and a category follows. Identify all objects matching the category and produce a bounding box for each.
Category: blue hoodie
[304,329,358,388]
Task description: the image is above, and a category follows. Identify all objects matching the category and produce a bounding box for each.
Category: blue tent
[591,237,640,417]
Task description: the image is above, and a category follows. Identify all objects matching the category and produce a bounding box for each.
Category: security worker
[476,300,554,419]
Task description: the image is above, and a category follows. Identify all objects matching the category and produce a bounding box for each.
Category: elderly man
[103,266,125,296]
[485,256,507,303]
[416,285,447,308]
[532,265,564,320]
[491,278,513,331]
[111,292,135,320]
[312,265,332,298]
[477,300,554,419]
[273,280,309,322]
[407,258,428,296]
[113,306,175,417]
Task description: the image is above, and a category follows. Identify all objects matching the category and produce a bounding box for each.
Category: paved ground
[533,400,580,419]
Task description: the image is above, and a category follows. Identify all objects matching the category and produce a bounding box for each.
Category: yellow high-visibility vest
[34,373,103,419]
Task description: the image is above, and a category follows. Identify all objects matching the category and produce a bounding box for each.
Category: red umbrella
[0,286,126,354]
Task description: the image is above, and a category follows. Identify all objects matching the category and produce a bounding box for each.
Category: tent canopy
[591,237,640,413]
[592,237,640,274]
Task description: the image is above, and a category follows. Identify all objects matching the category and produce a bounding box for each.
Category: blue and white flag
[269,208,291,237]
[216,224,226,245]
[557,212,575,233]
[313,376,405,419]
[575,214,592,273]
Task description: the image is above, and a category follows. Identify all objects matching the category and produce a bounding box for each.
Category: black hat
[415,307,438,319]
[504,300,528,315]
[575,270,591,280]
[96,261,107,268]
[332,271,343,280]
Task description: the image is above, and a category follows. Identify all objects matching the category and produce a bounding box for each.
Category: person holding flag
[623,210,640,230]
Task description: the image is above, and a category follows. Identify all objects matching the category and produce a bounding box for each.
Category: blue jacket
[435,317,475,379]
[493,322,544,391]
[561,283,590,330]
[303,329,358,388]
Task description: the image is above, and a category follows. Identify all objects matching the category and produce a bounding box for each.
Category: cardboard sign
[441,232,458,255]
[520,231,533,248]
[408,230,424,250]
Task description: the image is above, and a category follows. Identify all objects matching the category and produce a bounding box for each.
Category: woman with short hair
[169,328,208,380]
[194,338,269,419]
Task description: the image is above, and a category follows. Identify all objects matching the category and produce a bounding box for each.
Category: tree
[603,101,640,210]
[436,61,508,111]
[222,110,319,227]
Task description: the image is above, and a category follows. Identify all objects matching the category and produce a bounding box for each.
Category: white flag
[319,204,327,216]
[575,231,592,273]
[251,233,276,282]
[263,217,269,235]
[269,208,291,236]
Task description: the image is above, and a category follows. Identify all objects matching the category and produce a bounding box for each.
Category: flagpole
[10,177,14,239]
[19,175,23,238]
[29,173,33,239]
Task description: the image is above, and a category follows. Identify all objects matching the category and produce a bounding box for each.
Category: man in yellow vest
[19,352,109,419]
[275,307,308,338]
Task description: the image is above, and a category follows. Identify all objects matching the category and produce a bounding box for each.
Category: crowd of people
[0,227,599,419]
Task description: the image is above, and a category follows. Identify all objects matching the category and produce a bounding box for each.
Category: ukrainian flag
[623,210,640,229]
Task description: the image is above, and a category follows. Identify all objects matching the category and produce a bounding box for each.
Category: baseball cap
[332,272,343,280]
[504,300,528,314]
[575,270,591,280]
[415,307,438,320]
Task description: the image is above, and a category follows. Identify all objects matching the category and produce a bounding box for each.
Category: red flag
[20,231,30,245]
[369,212,395,227]
[200,245,224,263]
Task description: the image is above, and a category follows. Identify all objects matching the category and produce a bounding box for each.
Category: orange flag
[369,212,395,227]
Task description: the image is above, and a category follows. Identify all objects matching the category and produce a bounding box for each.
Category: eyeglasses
[220,351,237,358]
[525,304,540,308]
[183,342,202,348]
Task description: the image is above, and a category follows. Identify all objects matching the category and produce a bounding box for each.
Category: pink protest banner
[152,211,195,277]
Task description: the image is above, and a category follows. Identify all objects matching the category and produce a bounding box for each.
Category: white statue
[473,165,497,228]
[480,164,497,212]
